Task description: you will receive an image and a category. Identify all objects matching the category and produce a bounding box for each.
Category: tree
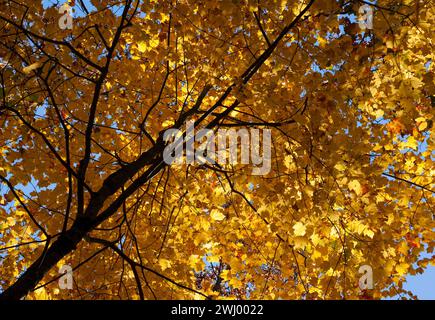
[0,0,433,300]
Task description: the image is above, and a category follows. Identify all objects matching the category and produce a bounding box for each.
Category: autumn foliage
[0,0,434,300]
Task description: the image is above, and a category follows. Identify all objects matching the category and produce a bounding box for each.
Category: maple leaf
[210,210,226,221]
[293,222,306,237]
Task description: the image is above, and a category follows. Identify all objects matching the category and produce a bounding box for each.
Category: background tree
[0,0,433,300]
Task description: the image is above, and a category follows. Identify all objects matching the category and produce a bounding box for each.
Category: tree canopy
[0,0,434,300]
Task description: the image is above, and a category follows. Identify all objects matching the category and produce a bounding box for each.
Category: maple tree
[0,0,434,300]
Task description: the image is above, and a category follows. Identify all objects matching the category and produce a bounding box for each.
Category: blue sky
[404,267,435,299]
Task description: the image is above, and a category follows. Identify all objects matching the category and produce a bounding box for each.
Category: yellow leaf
[317,36,327,48]
[158,259,172,271]
[137,41,147,53]
[374,109,384,119]
[294,236,309,250]
[34,287,49,299]
[162,120,174,128]
[348,179,362,196]
[229,277,243,287]
[364,229,375,239]
[188,255,204,270]
[418,121,427,131]
[210,210,225,221]
[149,39,159,48]
[403,136,418,150]
[293,221,306,236]
[207,255,220,263]
[334,162,347,171]
[7,217,16,227]
[395,262,409,276]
